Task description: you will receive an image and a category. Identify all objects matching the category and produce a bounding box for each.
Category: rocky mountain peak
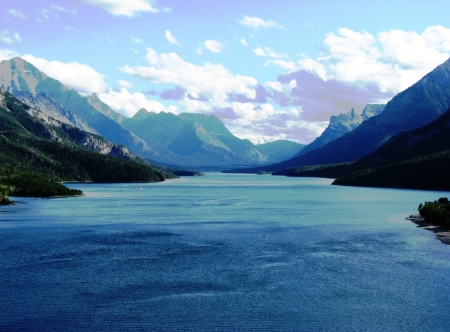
[0,57,47,94]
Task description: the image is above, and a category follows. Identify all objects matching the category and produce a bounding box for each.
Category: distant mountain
[256,140,305,162]
[276,57,450,169]
[121,109,270,167]
[296,104,384,157]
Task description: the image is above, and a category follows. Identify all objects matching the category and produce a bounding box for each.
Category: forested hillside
[0,90,170,201]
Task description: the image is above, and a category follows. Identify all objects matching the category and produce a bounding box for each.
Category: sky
[1,0,450,145]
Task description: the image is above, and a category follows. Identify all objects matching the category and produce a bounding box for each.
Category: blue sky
[1,0,450,144]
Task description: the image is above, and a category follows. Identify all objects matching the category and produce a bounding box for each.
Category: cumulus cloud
[253,46,287,59]
[8,8,26,19]
[179,97,212,113]
[81,0,158,17]
[240,16,282,29]
[118,80,133,89]
[22,55,108,94]
[120,48,258,101]
[0,48,18,60]
[216,102,328,144]
[240,38,248,47]
[204,40,223,53]
[165,30,179,45]
[0,30,21,44]
[268,25,450,94]
[98,87,178,117]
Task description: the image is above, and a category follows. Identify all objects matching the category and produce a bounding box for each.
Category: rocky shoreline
[406,214,450,245]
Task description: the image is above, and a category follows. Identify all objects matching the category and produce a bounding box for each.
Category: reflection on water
[0,174,449,331]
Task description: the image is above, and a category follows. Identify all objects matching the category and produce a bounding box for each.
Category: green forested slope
[0,91,168,200]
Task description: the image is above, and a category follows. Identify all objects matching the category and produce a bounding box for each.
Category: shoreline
[406,214,450,245]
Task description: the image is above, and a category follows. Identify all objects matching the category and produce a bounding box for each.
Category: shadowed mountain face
[0,57,276,169]
[355,107,450,168]
[277,57,450,169]
[296,104,384,157]
[331,108,450,191]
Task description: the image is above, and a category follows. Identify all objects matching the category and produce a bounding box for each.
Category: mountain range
[0,57,301,168]
[1,55,450,191]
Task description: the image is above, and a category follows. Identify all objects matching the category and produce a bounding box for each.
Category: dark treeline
[332,152,450,191]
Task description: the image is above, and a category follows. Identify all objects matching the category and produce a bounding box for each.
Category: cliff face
[15,92,98,134]
[14,94,139,159]
[297,104,384,157]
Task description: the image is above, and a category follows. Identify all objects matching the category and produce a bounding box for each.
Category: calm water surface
[1,173,449,331]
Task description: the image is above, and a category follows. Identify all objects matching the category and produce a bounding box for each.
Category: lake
[1,173,449,331]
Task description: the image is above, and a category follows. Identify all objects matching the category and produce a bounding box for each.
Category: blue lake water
[1,173,449,331]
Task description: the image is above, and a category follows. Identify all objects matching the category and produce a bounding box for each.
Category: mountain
[296,104,384,157]
[256,140,305,162]
[0,89,170,198]
[120,109,271,168]
[0,57,162,161]
[276,58,450,169]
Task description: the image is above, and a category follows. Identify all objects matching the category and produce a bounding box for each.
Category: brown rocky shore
[406,214,450,245]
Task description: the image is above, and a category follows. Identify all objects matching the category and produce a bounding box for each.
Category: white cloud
[240,38,248,47]
[0,30,21,44]
[22,55,108,94]
[204,40,223,53]
[240,16,282,29]
[131,37,143,44]
[38,5,76,21]
[265,79,296,93]
[50,5,77,14]
[98,87,177,117]
[268,25,450,94]
[0,48,19,60]
[179,97,212,113]
[222,102,327,144]
[120,48,258,101]
[8,8,26,19]
[118,80,133,89]
[81,0,158,17]
[253,46,287,59]
[165,30,179,45]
